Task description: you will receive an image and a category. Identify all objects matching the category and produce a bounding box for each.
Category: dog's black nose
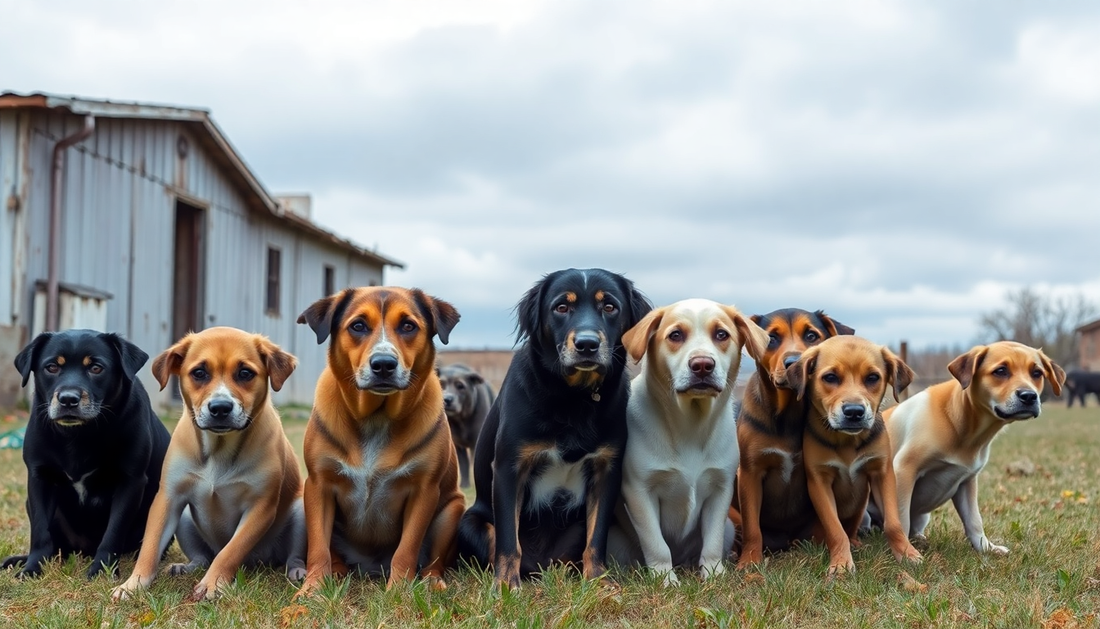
[689,356,715,375]
[208,400,234,418]
[574,332,601,357]
[783,354,799,369]
[842,404,866,421]
[370,355,399,378]
[443,393,455,408]
[57,390,81,408]
[1016,389,1038,404]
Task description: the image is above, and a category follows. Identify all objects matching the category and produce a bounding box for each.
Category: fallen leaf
[742,572,765,585]
[1041,608,1074,629]
[897,571,928,593]
[279,604,309,628]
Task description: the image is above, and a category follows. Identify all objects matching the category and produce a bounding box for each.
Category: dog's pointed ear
[948,345,988,390]
[817,310,855,337]
[256,335,297,392]
[104,333,149,382]
[14,332,52,387]
[411,289,461,345]
[152,335,192,391]
[298,290,350,345]
[622,306,666,363]
[1037,349,1066,397]
[882,346,915,401]
[725,306,770,363]
[785,348,818,401]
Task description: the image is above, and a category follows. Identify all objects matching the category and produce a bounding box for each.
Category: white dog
[608,299,768,584]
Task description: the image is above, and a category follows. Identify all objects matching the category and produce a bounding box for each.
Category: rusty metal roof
[0,91,403,269]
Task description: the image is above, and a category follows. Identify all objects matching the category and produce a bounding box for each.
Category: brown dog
[868,341,1065,554]
[732,309,853,569]
[295,286,465,595]
[112,327,303,601]
[787,335,921,577]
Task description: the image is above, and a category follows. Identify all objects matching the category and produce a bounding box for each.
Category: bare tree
[976,287,1097,367]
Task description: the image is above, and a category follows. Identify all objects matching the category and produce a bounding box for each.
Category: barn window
[266,246,281,315]
[323,264,335,297]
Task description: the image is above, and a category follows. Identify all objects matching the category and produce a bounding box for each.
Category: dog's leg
[581,450,621,582]
[622,482,677,585]
[873,463,922,564]
[283,499,308,581]
[456,446,471,488]
[734,468,766,569]
[420,493,465,590]
[296,475,338,597]
[952,474,1007,555]
[389,483,441,589]
[190,491,280,601]
[112,487,186,601]
[11,475,59,578]
[90,474,151,579]
[887,457,918,540]
[699,482,735,581]
[168,508,213,576]
[806,467,854,577]
[491,447,525,590]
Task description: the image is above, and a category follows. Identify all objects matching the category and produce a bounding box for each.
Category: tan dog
[112,327,304,601]
[867,341,1065,554]
[295,286,465,596]
[786,335,921,577]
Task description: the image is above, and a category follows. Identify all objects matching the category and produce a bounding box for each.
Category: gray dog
[438,363,495,487]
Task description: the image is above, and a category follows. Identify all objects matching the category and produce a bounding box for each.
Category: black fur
[2,330,170,579]
[438,364,495,488]
[1064,370,1100,407]
[456,268,651,586]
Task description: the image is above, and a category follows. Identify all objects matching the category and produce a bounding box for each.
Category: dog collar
[591,387,601,402]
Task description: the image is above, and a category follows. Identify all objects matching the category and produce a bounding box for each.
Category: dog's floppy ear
[816,310,855,337]
[881,346,915,401]
[948,345,988,390]
[298,290,348,345]
[14,332,53,387]
[256,335,297,392]
[465,372,485,386]
[785,347,818,401]
[622,306,666,363]
[104,333,149,382]
[724,306,770,363]
[152,335,193,391]
[411,289,461,345]
[1037,349,1066,397]
[623,280,654,332]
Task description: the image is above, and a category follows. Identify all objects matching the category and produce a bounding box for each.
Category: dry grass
[0,404,1097,628]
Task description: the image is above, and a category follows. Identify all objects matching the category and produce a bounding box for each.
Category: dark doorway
[171,200,205,399]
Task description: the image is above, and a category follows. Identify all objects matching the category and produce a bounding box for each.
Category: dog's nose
[841,404,866,421]
[689,356,715,375]
[57,390,81,408]
[1016,389,1038,404]
[783,354,799,369]
[443,393,455,409]
[208,400,234,418]
[574,332,601,357]
[370,355,399,378]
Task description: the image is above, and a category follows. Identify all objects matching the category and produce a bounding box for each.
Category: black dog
[1065,370,1100,407]
[2,330,170,578]
[457,268,651,588]
[438,363,495,488]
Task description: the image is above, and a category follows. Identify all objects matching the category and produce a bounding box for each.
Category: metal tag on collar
[591,388,601,402]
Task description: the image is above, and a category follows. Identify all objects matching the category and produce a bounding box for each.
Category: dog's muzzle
[829,403,873,433]
[356,349,409,395]
[194,394,249,433]
[48,388,100,426]
[993,388,1041,420]
[561,330,611,372]
[676,356,724,396]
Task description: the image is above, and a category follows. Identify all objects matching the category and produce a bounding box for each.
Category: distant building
[0,92,402,409]
[1077,318,1100,371]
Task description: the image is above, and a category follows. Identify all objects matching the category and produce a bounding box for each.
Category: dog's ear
[623,280,654,333]
[948,345,988,390]
[13,332,53,387]
[465,372,485,386]
[881,346,915,401]
[785,348,818,401]
[1037,349,1066,397]
[621,306,666,363]
[152,335,192,391]
[256,335,297,392]
[515,274,551,344]
[816,310,855,337]
[104,333,149,382]
[724,306,770,363]
[298,290,352,345]
[411,289,461,345]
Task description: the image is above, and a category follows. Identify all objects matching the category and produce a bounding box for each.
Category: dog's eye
[88,364,104,375]
[714,329,730,342]
[399,321,418,334]
[865,373,881,385]
[821,373,840,384]
[993,366,1009,377]
[554,304,570,314]
[804,331,820,343]
[455,382,466,390]
[349,320,368,334]
[191,368,209,381]
[602,303,618,315]
[768,333,780,348]
[45,363,61,375]
[237,368,255,382]
[1031,369,1044,379]
[668,330,684,343]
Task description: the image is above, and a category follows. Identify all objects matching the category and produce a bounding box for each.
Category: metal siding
[0,112,17,324]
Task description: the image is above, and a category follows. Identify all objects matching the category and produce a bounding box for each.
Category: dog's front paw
[111,576,147,602]
[701,558,726,580]
[86,552,120,579]
[0,554,27,571]
[189,574,231,602]
[166,562,198,576]
[425,575,448,591]
[982,538,1009,555]
[294,575,324,599]
[825,557,855,582]
[286,566,307,582]
[894,543,923,564]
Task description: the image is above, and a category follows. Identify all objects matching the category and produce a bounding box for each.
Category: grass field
[0,404,1097,628]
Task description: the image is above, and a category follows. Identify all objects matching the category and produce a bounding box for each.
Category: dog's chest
[334,427,419,527]
[824,453,881,488]
[66,470,98,506]
[180,456,265,521]
[909,452,989,513]
[524,449,601,515]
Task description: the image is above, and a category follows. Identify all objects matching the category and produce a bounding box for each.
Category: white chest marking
[68,470,96,505]
[336,434,418,526]
[761,448,796,484]
[526,451,592,514]
[825,455,876,484]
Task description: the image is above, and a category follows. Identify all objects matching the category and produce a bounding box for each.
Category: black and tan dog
[2,330,170,579]
[457,268,651,589]
[787,335,921,577]
[438,363,495,488]
[732,308,853,568]
[112,327,305,601]
[295,287,466,595]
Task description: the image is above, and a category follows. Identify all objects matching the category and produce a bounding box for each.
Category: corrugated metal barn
[0,92,402,409]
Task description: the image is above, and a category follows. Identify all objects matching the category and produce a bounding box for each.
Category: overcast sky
[3,0,1098,350]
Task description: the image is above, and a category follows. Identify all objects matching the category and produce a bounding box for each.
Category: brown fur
[294,287,465,595]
